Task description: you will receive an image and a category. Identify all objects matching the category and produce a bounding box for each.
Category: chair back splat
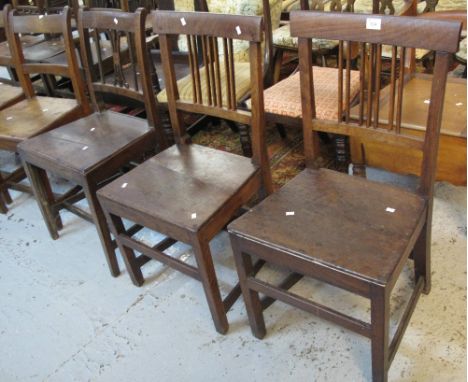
[78,8,163,138]
[152,10,272,191]
[292,11,461,199]
[6,4,89,112]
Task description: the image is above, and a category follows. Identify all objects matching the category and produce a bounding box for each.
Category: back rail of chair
[292,11,461,196]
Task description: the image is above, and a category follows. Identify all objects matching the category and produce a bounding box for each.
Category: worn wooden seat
[97,10,273,334]
[0,82,24,110]
[99,144,258,235]
[228,12,461,381]
[0,6,88,213]
[18,8,166,277]
[230,168,426,284]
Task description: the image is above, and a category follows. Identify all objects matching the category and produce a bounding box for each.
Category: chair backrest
[291,11,461,199]
[152,10,272,187]
[5,5,89,109]
[77,8,162,130]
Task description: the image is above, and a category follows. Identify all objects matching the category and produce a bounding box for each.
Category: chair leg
[370,285,389,382]
[22,161,61,239]
[103,209,144,286]
[272,49,284,84]
[238,124,253,158]
[0,171,9,213]
[230,236,266,339]
[0,170,13,205]
[413,221,431,294]
[191,236,229,335]
[82,181,120,277]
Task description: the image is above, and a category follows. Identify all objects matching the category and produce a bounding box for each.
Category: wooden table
[350,74,467,185]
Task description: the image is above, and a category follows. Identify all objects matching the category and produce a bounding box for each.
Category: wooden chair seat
[98,143,258,234]
[0,37,65,62]
[0,82,24,110]
[229,168,426,284]
[0,34,45,58]
[0,96,80,148]
[251,67,360,120]
[18,111,155,181]
[157,62,251,104]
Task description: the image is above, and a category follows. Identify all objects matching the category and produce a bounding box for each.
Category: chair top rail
[151,10,264,42]
[290,11,462,53]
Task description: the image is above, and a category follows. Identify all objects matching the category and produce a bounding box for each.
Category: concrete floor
[0,165,466,382]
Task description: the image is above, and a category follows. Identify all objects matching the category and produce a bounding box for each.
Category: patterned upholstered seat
[164,0,282,105]
[157,62,252,104]
[248,66,361,120]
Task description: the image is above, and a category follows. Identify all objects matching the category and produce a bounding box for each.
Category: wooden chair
[228,11,461,381]
[18,7,167,277]
[0,5,89,214]
[97,10,273,334]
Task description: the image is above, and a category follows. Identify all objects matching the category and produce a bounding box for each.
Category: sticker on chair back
[366,18,381,30]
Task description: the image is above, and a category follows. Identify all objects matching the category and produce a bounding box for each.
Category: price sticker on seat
[180,17,186,26]
[385,207,396,213]
[366,18,381,30]
[236,26,242,35]
[113,17,119,25]
[285,211,295,216]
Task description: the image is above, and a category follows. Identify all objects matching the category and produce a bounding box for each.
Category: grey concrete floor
[0,165,466,382]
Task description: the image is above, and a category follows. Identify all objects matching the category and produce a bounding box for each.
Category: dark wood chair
[18,7,167,277]
[0,5,89,213]
[228,11,461,381]
[97,10,273,334]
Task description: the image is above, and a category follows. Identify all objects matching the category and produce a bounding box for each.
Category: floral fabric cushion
[176,0,282,62]
[157,62,252,105]
[272,24,339,51]
[456,37,467,62]
[381,45,430,60]
[257,67,360,120]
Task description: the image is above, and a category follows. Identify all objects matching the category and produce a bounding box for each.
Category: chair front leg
[230,235,266,339]
[0,171,10,213]
[22,161,61,239]
[370,284,390,382]
[102,208,144,286]
[191,235,229,335]
[83,180,120,277]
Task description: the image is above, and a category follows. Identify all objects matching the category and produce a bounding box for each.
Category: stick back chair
[228,11,461,381]
[97,10,273,334]
[0,7,24,110]
[0,5,89,213]
[18,7,166,277]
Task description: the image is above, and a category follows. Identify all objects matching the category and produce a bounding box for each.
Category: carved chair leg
[191,235,229,335]
[230,236,266,339]
[83,180,120,277]
[413,221,431,294]
[22,161,61,239]
[370,285,389,382]
[103,209,144,286]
